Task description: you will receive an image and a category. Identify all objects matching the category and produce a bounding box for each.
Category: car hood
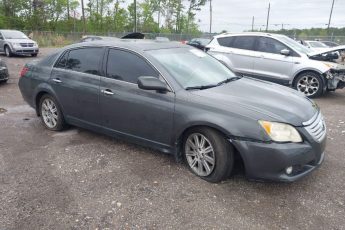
[308,45,345,57]
[189,78,318,126]
[7,38,36,43]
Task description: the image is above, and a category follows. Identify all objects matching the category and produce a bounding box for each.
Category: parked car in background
[187,38,211,50]
[19,40,326,183]
[155,37,170,42]
[0,58,9,83]
[206,32,343,97]
[0,30,39,57]
[80,35,118,42]
[319,41,340,48]
[301,40,330,52]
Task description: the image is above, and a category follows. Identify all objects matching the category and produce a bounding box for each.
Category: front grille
[303,112,326,142]
[20,43,34,47]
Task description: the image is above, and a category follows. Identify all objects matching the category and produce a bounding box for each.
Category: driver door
[100,48,175,150]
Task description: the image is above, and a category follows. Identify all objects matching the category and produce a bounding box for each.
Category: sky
[194,0,345,32]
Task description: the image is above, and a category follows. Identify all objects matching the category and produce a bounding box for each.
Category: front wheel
[5,46,13,57]
[31,53,38,57]
[294,72,324,98]
[183,127,234,183]
[39,94,66,131]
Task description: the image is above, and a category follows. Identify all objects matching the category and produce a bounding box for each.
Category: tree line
[0,0,208,34]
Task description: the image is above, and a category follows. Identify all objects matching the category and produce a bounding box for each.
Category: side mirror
[138,76,168,92]
[280,49,290,56]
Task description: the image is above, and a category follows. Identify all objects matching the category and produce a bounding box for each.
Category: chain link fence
[20,30,345,47]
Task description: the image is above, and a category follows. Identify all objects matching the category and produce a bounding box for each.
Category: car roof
[0,29,22,32]
[213,32,285,38]
[65,39,185,52]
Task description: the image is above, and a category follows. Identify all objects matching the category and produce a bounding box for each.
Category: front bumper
[231,133,326,182]
[12,47,39,55]
[0,66,9,81]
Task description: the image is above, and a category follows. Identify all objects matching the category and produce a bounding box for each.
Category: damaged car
[206,33,343,98]
[309,45,345,91]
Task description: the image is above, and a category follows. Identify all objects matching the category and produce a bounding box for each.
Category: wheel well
[292,70,322,86]
[35,91,49,116]
[178,125,245,176]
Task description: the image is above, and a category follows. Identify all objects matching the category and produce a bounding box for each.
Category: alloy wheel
[185,133,215,177]
[41,98,58,128]
[297,75,320,96]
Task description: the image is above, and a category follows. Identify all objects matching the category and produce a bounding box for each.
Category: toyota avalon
[18,40,326,182]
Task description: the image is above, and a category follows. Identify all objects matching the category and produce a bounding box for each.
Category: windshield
[308,41,328,48]
[2,30,28,39]
[148,48,237,89]
[277,36,312,55]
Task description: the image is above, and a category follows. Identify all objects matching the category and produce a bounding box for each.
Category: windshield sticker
[189,49,206,58]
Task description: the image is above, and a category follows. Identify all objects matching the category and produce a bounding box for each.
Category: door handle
[52,78,62,83]
[101,89,114,95]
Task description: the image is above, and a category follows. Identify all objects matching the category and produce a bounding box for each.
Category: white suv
[206,32,342,97]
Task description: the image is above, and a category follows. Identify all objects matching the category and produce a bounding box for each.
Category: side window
[231,36,256,50]
[55,51,69,68]
[106,49,158,84]
[66,48,103,75]
[0,33,3,40]
[256,37,289,54]
[217,37,234,47]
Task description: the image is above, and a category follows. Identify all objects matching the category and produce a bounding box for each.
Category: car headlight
[33,42,38,47]
[12,42,20,47]
[259,120,302,143]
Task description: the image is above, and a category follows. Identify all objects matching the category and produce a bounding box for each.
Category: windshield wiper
[185,84,217,90]
[216,76,242,86]
[185,76,243,91]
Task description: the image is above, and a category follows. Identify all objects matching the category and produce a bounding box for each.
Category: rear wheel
[39,94,66,131]
[4,46,13,57]
[183,127,234,183]
[294,72,324,98]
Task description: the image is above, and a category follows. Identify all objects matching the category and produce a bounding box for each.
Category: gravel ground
[0,48,345,230]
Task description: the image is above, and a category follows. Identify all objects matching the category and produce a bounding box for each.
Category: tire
[183,127,234,183]
[31,53,38,57]
[294,71,324,98]
[4,46,13,57]
[39,94,66,131]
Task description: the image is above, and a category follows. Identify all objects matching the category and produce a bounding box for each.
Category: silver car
[206,32,341,97]
[0,30,39,57]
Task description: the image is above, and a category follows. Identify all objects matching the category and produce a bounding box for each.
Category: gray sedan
[18,40,326,182]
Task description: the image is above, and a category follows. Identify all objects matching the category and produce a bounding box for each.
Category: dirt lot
[0,48,345,230]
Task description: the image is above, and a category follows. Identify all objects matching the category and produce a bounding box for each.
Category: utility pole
[81,0,86,34]
[134,0,137,32]
[251,16,255,32]
[327,0,335,35]
[67,0,70,20]
[265,2,270,32]
[209,0,212,36]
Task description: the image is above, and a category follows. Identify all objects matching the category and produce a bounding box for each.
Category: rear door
[228,36,257,75]
[50,47,105,125]
[99,48,175,149]
[210,36,256,75]
[252,37,294,85]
